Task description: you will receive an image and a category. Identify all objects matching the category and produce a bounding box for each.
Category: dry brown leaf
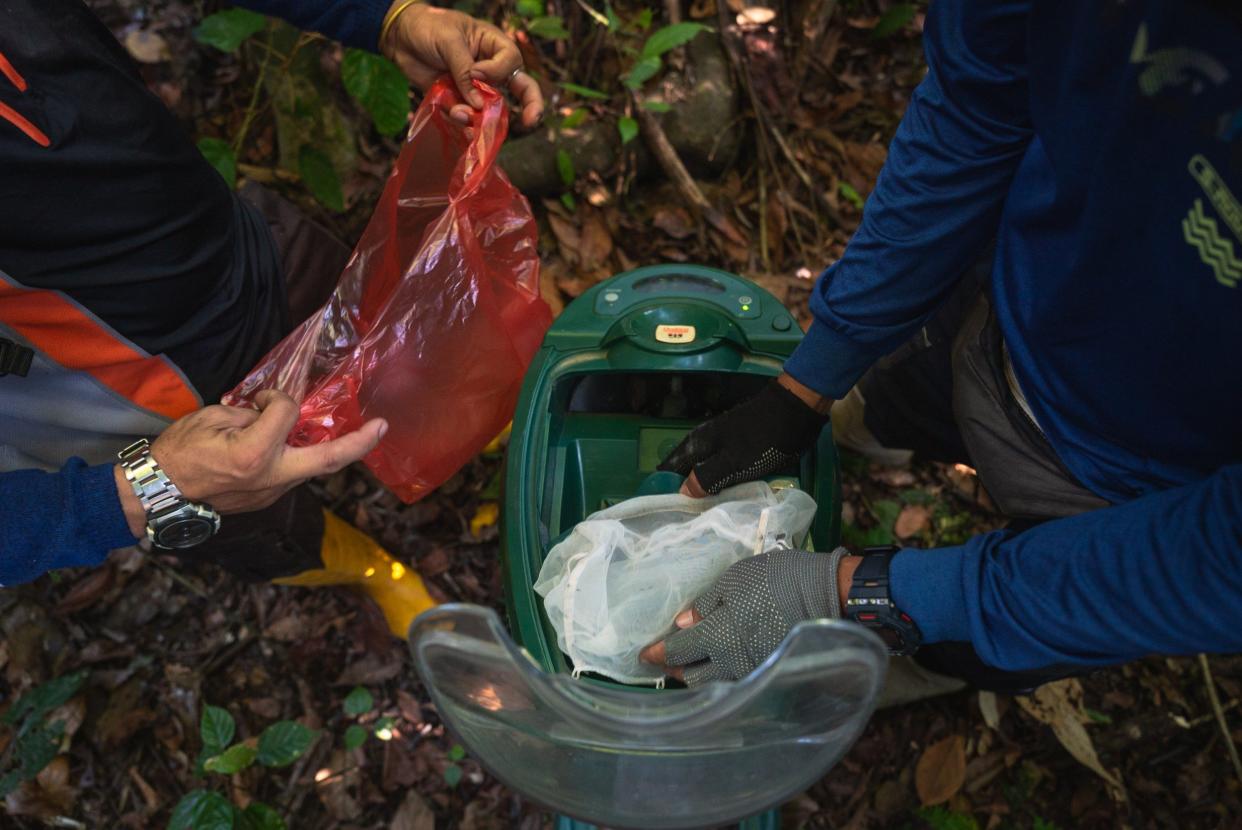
[538,267,565,317]
[124,30,170,64]
[383,741,422,793]
[653,206,696,240]
[245,697,283,719]
[689,0,716,18]
[93,678,156,749]
[416,548,451,579]
[578,212,613,271]
[47,696,86,746]
[872,778,911,821]
[334,653,402,686]
[316,749,362,820]
[397,689,423,725]
[915,734,966,806]
[390,789,435,830]
[872,468,916,487]
[826,89,865,121]
[894,504,931,539]
[546,213,580,267]
[263,612,307,642]
[460,801,507,830]
[842,141,888,189]
[5,755,76,819]
[978,690,1002,730]
[55,566,115,615]
[128,765,161,813]
[1016,679,1126,800]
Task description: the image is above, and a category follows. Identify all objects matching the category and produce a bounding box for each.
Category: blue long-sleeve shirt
[0,1,386,584]
[785,0,1242,670]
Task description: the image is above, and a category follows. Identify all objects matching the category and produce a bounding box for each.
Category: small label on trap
[655,324,696,343]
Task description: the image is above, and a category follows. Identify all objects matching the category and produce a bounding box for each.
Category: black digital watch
[844,545,922,656]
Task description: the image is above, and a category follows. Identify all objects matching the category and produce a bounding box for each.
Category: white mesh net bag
[534,481,817,685]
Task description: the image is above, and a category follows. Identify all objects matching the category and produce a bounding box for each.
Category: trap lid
[409,604,886,830]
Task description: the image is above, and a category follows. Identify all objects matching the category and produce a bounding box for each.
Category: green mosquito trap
[408,265,886,829]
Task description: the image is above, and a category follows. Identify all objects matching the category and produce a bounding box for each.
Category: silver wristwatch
[117,439,221,549]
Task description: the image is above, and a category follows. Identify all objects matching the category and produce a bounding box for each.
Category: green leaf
[5,722,63,794]
[555,149,575,187]
[4,671,87,730]
[200,706,236,753]
[448,744,466,762]
[632,8,654,30]
[917,806,980,830]
[342,687,374,718]
[604,2,621,32]
[341,49,410,136]
[344,725,368,751]
[899,488,935,505]
[0,771,24,799]
[560,192,577,212]
[257,721,318,768]
[624,55,662,89]
[871,3,916,39]
[238,803,287,830]
[479,468,503,500]
[641,22,707,59]
[871,499,902,531]
[1085,708,1113,725]
[527,15,570,39]
[192,9,267,53]
[516,0,544,17]
[641,100,671,112]
[197,138,237,189]
[204,743,258,775]
[443,764,463,788]
[561,108,589,130]
[617,115,639,145]
[560,82,609,100]
[839,181,864,209]
[169,790,235,830]
[298,146,345,212]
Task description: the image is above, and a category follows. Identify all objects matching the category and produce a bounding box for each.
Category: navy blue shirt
[785,0,1242,669]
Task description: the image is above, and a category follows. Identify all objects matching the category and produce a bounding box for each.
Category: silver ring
[508,67,523,84]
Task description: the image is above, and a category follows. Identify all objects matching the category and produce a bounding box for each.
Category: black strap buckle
[0,337,34,377]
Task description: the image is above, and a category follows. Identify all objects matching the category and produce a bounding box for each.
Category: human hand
[659,374,834,498]
[115,390,386,537]
[639,548,858,686]
[380,1,544,128]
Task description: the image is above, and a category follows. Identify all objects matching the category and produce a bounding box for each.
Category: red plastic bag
[225,79,552,503]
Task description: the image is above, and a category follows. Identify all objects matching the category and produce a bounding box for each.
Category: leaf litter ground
[3,1,1240,827]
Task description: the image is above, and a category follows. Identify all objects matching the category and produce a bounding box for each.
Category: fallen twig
[632,90,746,245]
[1198,653,1242,786]
[716,1,843,231]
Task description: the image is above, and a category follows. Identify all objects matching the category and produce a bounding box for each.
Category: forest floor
[2,1,1240,828]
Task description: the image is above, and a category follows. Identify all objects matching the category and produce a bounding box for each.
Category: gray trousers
[858,257,1109,692]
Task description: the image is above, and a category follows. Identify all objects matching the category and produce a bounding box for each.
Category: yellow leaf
[482,422,513,455]
[470,502,499,537]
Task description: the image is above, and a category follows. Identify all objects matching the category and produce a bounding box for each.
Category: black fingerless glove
[658,379,829,494]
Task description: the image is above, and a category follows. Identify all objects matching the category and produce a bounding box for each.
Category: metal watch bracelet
[117,439,221,548]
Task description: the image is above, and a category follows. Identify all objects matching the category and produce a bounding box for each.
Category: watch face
[156,517,215,549]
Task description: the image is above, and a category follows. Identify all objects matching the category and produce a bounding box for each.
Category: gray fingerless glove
[664,547,848,686]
